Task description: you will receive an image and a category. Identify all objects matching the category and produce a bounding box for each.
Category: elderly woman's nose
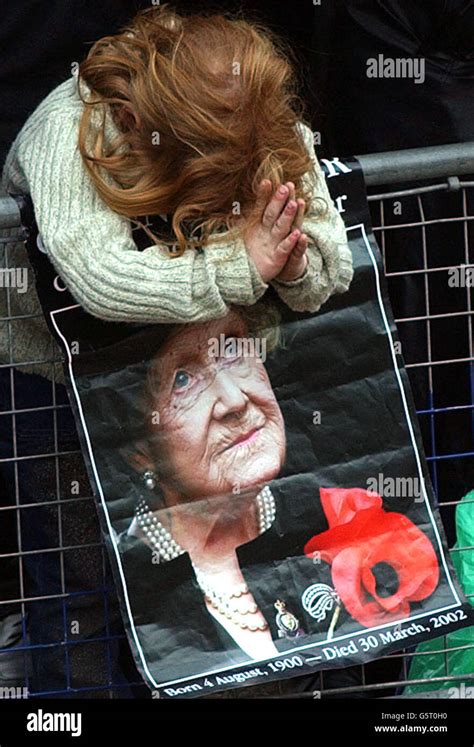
[211,370,248,415]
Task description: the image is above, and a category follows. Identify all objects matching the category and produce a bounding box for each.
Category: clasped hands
[237,180,309,283]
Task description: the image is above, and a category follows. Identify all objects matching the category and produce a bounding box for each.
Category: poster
[15,157,473,698]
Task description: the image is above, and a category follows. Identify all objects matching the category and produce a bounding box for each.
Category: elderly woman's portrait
[65,291,453,691]
[121,306,291,661]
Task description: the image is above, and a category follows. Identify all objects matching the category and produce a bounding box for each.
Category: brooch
[274,599,303,639]
[301,583,342,640]
[301,583,340,622]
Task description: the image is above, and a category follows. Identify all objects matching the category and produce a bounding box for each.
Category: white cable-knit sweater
[1,74,353,385]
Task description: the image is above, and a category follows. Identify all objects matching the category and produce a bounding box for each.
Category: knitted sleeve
[270,123,354,313]
[4,111,269,324]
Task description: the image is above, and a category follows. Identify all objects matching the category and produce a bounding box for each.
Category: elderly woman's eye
[173,369,191,390]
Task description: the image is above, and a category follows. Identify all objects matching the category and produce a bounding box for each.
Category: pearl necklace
[135,486,276,631]
[193,569,268,632]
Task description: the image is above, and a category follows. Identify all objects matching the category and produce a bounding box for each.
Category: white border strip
[49,303,157,688]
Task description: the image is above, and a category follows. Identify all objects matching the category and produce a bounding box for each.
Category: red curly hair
[77,3,317,255]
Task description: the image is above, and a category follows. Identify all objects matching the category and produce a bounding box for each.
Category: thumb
[291,233,308,258]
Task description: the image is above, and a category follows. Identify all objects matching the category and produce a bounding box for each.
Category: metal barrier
[0,142,472,699]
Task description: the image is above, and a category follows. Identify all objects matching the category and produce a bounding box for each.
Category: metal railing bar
[373,215,474,231]
[356,142,474,186]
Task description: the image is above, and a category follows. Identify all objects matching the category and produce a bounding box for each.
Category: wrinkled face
[148,310,286,503]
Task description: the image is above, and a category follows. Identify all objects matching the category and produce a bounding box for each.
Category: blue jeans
[0,367,140,698]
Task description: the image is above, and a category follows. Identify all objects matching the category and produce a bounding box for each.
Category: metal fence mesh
[0,150,472,699]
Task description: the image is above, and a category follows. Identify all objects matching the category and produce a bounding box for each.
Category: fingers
[261,180,306,233]
[275,227,301,259]
[283,234,308,267]
[261,183,290,229]
[255,179,273,216]
[269,180,297,238]
[275,233,309,282]
[272,197,299,240]
[294,199,305,230]
[287,181,306,231]
[292,232,308,258]
[258,179,306,245]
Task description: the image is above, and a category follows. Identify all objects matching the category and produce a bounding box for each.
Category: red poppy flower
[304,488,439,627]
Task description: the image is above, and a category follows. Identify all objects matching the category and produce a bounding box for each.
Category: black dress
[116,481,356,687]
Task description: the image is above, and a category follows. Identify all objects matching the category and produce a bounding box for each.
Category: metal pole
[0,192,21,229]
[356,142,474,187]
[1,142,474,226]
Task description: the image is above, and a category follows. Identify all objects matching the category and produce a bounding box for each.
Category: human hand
[273,182,309,283]
[238,180,308,283]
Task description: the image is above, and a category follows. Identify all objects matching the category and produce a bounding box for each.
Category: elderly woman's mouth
[225,426,263,451]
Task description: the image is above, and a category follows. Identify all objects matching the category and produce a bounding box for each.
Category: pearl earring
[143,470,157,491]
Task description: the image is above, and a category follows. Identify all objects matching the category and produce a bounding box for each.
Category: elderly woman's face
[148,310,286,501]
